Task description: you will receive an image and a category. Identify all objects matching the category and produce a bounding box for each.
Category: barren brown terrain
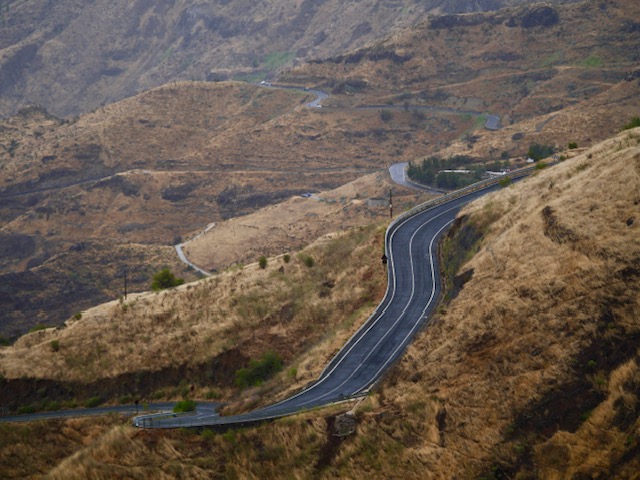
[184,172,425,272]
[3,0,638,337]
[0,80,474,335]
[285,0,640,156]
[0,0,574,118]
[0,219,390,406]
[1,126,637,480]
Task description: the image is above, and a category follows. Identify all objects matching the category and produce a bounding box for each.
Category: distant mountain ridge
[0,0,577,117]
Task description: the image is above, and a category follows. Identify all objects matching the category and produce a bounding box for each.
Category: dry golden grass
[533,356,640,479]
[437,76,640,161]
[0,416,124,480]
[185,171,425,272]
[0,219,388,402]
[370,127,640,477]
[289,0,640,160]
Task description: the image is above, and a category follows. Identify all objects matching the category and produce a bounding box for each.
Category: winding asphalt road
[0,402,219,423]
[133,181,503,429]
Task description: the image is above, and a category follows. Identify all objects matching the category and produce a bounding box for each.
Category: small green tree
[527,143,555,161]
[568,142,578,149]
[151,268,184,291]
[259,256,267,269]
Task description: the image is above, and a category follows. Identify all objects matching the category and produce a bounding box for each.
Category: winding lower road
[0,402,219,423]
[133,180,505,429]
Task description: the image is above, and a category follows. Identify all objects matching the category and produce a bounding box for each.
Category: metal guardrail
[134,410,197,428]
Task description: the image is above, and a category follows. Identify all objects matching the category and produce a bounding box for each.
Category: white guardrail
[389,165,538,232]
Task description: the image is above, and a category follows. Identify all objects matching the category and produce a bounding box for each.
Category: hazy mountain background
[0,0,579,117]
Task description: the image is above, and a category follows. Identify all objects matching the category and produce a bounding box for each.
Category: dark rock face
[519,6,560,28]
[0,234,36,261]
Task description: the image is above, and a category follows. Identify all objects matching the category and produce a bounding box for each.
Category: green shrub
[299,254,315,268]
[568,142,578,149]
[235,351,284,389]
[17,404,36,415]
[45,400,61,411]
[29,324,50,333]
[151,268,184,291]
[73,312,82,320]
[205,389,220,400]
[223,430,237,443]
[201,429,215,442]
[535,161,547,170]
[151,390,164,400]
[50,340,60,352]
[622,116,640,130]
[0,336,10,346]
[283,254,291,263]
[84,396,102,408]
[173,399,196,413]
[498,177,512,188]
[380,110,393,123]
[259,256,267,269]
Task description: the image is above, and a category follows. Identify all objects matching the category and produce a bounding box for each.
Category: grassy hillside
[0,221,388,406]
[1,129,638,478]
[0,78,443,336]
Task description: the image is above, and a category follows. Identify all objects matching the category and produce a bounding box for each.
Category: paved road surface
[0,402,219,423]
[133,183,499,429]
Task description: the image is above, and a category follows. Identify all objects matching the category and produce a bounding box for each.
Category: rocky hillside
[0,0,576,117]
[285,0,640,155]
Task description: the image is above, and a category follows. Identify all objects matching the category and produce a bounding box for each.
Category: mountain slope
[285,0,640,154]
[0,0,577,117]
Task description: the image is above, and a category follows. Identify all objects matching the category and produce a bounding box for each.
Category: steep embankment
[1,129,637,479]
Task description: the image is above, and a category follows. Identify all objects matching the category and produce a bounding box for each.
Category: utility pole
[389,189,393,218]
[123,266,128,300]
